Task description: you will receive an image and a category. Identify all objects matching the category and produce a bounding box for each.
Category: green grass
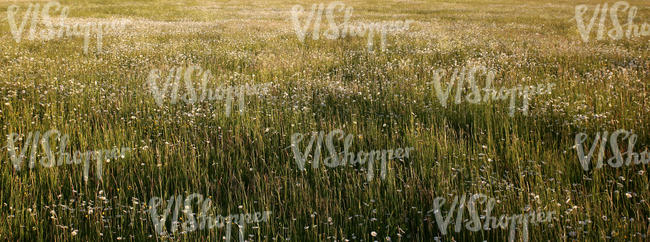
[0,0,648,241]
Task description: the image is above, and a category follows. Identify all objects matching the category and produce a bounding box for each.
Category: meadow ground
[0,0,648,241]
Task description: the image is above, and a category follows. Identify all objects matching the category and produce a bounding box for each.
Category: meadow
[0,0,648,241]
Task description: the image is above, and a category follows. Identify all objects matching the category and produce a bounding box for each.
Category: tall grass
[0,0,648,241]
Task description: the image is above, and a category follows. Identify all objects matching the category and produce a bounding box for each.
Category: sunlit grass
[0,0,648,241]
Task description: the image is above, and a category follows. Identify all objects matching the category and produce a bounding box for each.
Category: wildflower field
[0,0,648,241]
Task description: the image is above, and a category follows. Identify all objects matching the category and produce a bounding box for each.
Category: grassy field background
[0,0,648,241]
